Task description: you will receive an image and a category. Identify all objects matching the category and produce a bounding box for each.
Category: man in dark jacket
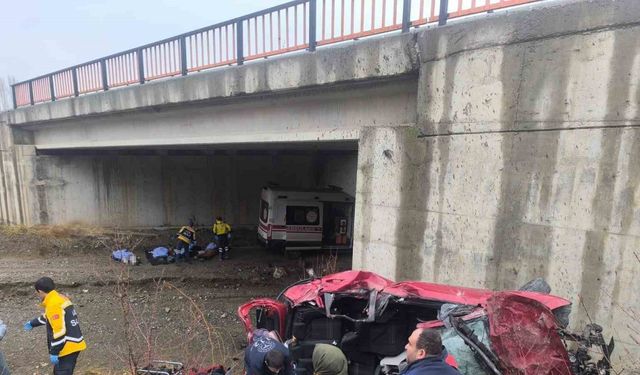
[244,335,293,375]
[402,328,459,375]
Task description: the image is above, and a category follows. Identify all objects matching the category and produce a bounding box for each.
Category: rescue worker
[0,318,9,375]
[402,328,459,375]
[24,277,86,375]
[312,344,348,375]
[212,217,232,260]
[175,219,196,262]
[244,334,293,375]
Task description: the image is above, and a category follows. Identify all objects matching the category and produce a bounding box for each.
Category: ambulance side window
[260,200,269,222]
[286,206,320,225]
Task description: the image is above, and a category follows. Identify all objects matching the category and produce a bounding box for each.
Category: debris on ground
[272,266,287,279]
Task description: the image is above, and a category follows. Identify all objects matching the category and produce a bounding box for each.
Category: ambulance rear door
[284,202,323,249]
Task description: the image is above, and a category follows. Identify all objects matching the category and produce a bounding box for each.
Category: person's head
[34,277,55,299]
[264,350,286,374]
[188,218,194,227]
[216,216,223,222]
[312,344,348,375]
[405,328,443,364]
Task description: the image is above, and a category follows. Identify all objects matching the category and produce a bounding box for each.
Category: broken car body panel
[486,292,572,374]
[282,271,569,309]
[238,271,608,375]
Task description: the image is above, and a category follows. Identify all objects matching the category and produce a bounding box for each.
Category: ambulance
[257,186,354,251]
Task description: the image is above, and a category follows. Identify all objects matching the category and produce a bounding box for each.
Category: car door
[237,298,288,343]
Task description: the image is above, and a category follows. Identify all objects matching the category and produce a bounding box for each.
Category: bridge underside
[34,142,357,227]
[12,79,414,227]
[25,79,416,150]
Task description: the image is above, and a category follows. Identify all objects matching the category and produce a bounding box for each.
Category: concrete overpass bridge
[1,0,640,365]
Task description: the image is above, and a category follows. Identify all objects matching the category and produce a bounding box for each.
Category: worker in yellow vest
[175,219,196,262]
[213,216,232,260]
[24,277,86,375]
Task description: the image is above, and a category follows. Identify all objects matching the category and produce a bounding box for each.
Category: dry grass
[313,251,339,277]
[0,224,163,257]
[0,223,108,238]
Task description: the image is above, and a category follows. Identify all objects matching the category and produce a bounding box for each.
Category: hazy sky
[1,0,284,82]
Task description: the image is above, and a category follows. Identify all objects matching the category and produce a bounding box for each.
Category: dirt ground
[0,226,352,374]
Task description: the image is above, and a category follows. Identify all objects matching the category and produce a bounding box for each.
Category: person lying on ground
[147,246,172,265]
[194,242,218,260]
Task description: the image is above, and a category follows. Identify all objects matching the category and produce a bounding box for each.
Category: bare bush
[94,229,238,374]
[301,250,339,279]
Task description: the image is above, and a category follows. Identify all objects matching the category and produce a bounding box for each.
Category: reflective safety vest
[212,221,231,236]
[29,290,86,357]
[177,226,196,244]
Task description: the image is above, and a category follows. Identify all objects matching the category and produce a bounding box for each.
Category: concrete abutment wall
[355,0,640,365]
[26,150,357,228]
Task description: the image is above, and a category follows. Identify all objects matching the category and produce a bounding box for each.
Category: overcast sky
[1,0,284,82]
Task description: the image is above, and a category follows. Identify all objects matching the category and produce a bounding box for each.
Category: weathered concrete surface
[355,0,640,367]
[31,149,356,227]
[27,80,416,150]
[2,32,418,126]
[0,125,38,226]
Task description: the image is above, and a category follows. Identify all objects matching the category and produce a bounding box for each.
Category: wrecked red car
[238,271,614,375]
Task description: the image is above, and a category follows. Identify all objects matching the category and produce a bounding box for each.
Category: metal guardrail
[11,0,540,108]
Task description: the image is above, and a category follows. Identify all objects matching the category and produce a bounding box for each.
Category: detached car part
[562,324,615,375]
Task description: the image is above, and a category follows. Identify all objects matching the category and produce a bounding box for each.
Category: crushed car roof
[283,270,570,310]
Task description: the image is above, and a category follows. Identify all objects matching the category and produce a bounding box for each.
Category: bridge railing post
[180,38,188,76]
[11,85,17,109]
[72,68,79,97]
[28,81,34,105]
[236,19,244,65]
[402,0,412,33]
[49,75,56,102]
[137,48,146,84]
[308,0,317,51]
[438,0,449,25]
[100,59,109,91]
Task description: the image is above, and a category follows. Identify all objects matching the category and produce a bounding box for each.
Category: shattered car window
[441,318,491,375]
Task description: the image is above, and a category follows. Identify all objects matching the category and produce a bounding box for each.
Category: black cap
[35,277,55,293]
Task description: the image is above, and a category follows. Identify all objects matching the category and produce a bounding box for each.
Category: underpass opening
[35,141,359,252]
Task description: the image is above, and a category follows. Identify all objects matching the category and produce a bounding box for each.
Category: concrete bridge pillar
[353,126,431,281]
[0,124,40,226]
